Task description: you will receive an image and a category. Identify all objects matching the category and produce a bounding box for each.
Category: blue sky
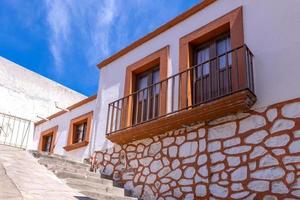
[0,0,199,96]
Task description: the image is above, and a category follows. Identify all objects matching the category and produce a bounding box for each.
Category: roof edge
[97,0,216,69]
[35,95,97,126]
[0,56,87,99]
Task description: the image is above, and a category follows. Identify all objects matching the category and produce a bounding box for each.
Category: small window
[64,112,93,152]
[42,134,53,152]
[39,126,57,153]
[73,121,87,144]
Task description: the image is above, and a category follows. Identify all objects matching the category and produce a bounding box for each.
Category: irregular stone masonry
[92,98,300,200]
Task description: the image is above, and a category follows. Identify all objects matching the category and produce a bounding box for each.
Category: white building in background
[0,56,86,121]
[32,0,300,199]
[0,56,86,149]
[33,95,96,161]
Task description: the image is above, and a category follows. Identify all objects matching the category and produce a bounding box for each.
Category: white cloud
[45,0,118,73]
[44,0,192,75]
[46,1,70,40]
[45,0,71,74]
[87,0,118,65]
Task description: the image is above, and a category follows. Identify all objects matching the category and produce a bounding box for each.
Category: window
[179,7,244,107]
[73,121,87,144]
[122,47,168,128]
[64,112,93,151]
[42,134,53,152]
[192,34,232,104]
[133,67,160,124]
[38,126,57,153]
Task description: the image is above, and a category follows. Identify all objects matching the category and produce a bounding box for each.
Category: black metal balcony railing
[106,45,254,135]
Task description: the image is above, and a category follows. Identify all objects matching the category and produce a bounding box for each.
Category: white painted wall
[94,0,300,150]
[0,56,86,122]
[33,99,96,161]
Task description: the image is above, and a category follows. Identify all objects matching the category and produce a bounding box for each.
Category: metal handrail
[0,112,32,149]
[106,44,254,135]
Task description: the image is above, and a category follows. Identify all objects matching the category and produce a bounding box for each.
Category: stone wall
[92,98,300,200]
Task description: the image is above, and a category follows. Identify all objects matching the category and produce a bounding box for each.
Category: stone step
[31,151,137,199]
[80,191,137,200]
[65,178,124,196]
[42,162,90,174]
[31,150,90,167]
[38,157,90,170]
[55,170,113,186]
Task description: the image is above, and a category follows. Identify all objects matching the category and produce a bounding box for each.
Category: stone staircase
[30,151,137,200]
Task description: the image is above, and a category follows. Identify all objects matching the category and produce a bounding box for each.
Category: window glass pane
[82,122,87,140]
[227,36,232,66]
[217,39,227,54]
[137,75,148,100]
[44,135,52,152]
[152,69,160,95]
[74,122,87,143]
[152,69,160,84]
[196,47,210,76]
[217,36,231,69]
[137,75,148,90]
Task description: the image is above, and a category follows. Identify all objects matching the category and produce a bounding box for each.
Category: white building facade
[34,0,300,199]
[33,96,96,161]
[0,56,86,149]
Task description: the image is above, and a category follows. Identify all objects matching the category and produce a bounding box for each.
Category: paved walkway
[0,163,22,199]
[0,145,87,200]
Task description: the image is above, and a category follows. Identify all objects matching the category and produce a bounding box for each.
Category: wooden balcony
[106,45,256,144]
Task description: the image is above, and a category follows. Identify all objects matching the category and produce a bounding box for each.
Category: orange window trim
[38,126,58,153]
[63,111,93,152]
[179,7,245,108]
[122,46,169,128]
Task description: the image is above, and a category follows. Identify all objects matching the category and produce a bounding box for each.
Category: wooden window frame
[122,46,169,128]
[63,111,93,152]
[192,33,232,104]
[133,66,160,124]
[179,7,245,108]
[38,126,58,153]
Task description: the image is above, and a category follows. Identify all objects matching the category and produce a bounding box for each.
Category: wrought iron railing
[0,112,32,149]
[106,45,254,135]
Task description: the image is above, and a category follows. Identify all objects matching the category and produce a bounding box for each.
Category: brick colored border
[38,126,58,153]
[63,111,93,151]
[122,46,169,128]
[179,7,245,107]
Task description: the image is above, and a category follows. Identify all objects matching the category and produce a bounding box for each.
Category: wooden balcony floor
[106,89,256,144]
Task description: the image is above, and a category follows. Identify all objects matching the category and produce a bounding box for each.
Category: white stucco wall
[33,99,96,161]
[0,56,86,122]
[94,0,300,150]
